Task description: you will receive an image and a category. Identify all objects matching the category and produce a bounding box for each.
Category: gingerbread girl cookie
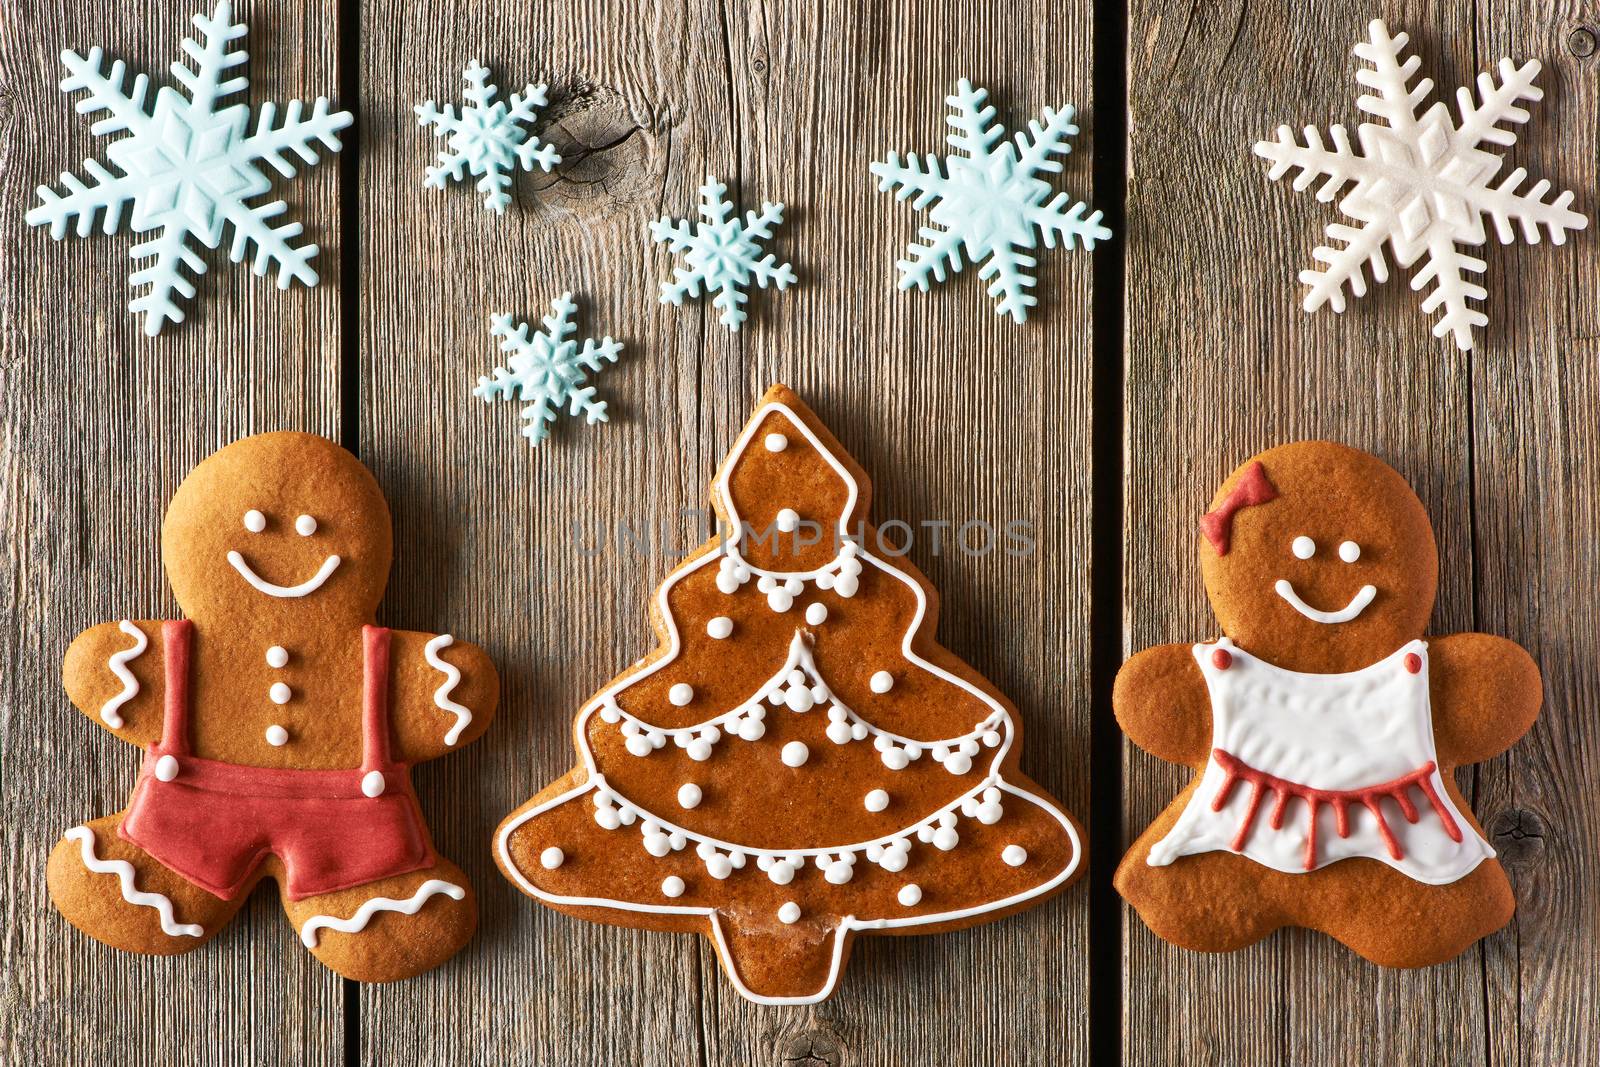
[49,433,497,982]
[1115,441,1540,965]
[496,385,1083,1004]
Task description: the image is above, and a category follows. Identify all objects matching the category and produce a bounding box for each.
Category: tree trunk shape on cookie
[496,385,1084,1004]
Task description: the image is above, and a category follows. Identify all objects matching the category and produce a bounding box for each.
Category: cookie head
[162,432,392,622]
[1198,442,1437,673]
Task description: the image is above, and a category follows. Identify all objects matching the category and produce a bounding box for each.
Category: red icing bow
[1200,461,1278,555]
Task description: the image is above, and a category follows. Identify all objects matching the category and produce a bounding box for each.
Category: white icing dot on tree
[661,876,685,898]
[805,602,828,626]
[265,724,289,747]
[898,883,923,907]
[865,788,889,812]
[781,741,810,767]
[677,783,703,809]
[776,507,801,533]
[266,645,288,668]
[669,683,694,706]
[1002,844,1029,867]
[707,616,734,639]
[540,846,565,870]
[870,670,894,693]
[765,433,788,452]
[778,901,801,924]
[269,682,292,705]
[243,509,266,533]
[295,514,317,536]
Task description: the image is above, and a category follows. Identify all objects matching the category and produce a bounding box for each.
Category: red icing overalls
[121,621,434,900]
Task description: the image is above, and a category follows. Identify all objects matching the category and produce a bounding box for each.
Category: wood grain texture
[358,0,1095,1064]
[1123,2,1599,1065]
[0,1,347,1064]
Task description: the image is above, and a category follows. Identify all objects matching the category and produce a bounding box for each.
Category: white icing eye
[1291,535,1315,559]
[295,514,317,536]
[244,509,266,533]
[776,508,801,533]
[1339,540,1361,563]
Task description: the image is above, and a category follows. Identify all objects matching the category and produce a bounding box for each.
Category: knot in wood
[1568,27,1597,58]
[1488,808,1547,868]
[778,1028,843,1066]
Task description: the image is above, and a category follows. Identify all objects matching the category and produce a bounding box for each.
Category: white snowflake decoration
[24,1,351,336]
[415,60,560,214]
[649,177,796,332]
[871,79,1111,324]
[1254,20,1587,350]
[475,293,622,448]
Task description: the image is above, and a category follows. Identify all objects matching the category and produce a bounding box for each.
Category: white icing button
[668,683,694,707]
[265,724,289,747]
[1339,540,1361,562]
[897,883,923,907]
[778,901,801,924]
[1002,845,1029,867]
[269,682,292,705]
[677,783,703,809]
[870,671,894,694]
[707,616,734,640]
[776,508,801,533]
[781,741,810,768]
[865,789,889,812]
[243,509,266,533]
[1292,535,1316,559]
[765,433,788,452]
[540,846,565,870]
[295,514,317,536]
[805,602,828,626]
[266,645,288,668]
[361,770,386,797]
[154,754,179,782]
[661,876,686,899]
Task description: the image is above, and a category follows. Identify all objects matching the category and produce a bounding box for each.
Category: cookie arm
[1428,632,1541,767]
[1113,643,1213,767]
[386,629,499,763]
[62,620,168,747]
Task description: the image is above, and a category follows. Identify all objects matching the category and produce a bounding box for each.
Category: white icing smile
[1274,578,1377,624]
[227,551,342,598]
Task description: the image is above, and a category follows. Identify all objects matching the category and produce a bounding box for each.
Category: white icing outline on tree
[24,1,352,336]
[474,292,622,448]
[414,59,560,214]
[497,400,1082,1006]
[649,176,796,332]
[871,78,1111,324]
[1254,19,1587,350]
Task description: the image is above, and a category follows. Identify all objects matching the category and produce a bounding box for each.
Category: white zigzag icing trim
[65,825,203,938]
[298,879,465,948]
[100,620,148,728]
[424,634,473,746]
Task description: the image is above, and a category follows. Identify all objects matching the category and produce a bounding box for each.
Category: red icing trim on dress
[1199,462,1278,555]
[1209,748,1464,870]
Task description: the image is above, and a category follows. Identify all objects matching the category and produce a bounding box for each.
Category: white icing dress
[1146,638,1493,885]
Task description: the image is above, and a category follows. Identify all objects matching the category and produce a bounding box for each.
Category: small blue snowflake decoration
[871,79,1110,323]
[415,60,560,214]
[475,294,622,448]
[24,1,351,336]
[649,177,796,332]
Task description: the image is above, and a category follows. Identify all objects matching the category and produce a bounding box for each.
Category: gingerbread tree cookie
[496,385,1083,1003]
[48,433,498,983]
[1115,442,1540,966]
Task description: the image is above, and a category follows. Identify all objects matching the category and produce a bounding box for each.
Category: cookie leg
[47,813,243,954]
[1115,827,1288,953]
[282,855,477,983]
[1302,858,1516,967]
[708,913,854,1003]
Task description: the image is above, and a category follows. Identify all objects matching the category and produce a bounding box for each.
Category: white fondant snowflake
[871,79,1110,324]
[1254,20,1587,350]
[24,1,351,336]
[649,177,796,332]
[415,60,560,214]
[475,293,622,447]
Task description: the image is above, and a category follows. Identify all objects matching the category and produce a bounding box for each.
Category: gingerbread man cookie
[49,433,497,982]
[1115,442,1540,966]
[496,385,1083,1004]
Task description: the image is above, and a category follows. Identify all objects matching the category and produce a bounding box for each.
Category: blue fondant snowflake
[415,60,560,214]
[871,79,1111,323]
[475,294,622,448]
[649,177,796,332]
[24,1,351,336]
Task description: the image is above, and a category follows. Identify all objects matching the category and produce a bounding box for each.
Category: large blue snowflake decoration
[415,60,561,215]
[649,177,796,332]
[871,79,1111,323]
[24,1,351,336]
[475,293,622,448]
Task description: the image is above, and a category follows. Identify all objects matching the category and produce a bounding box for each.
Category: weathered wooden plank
[1120,2,1549,1064]
[0,1,345,1064]
[358,0,1095,1063]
